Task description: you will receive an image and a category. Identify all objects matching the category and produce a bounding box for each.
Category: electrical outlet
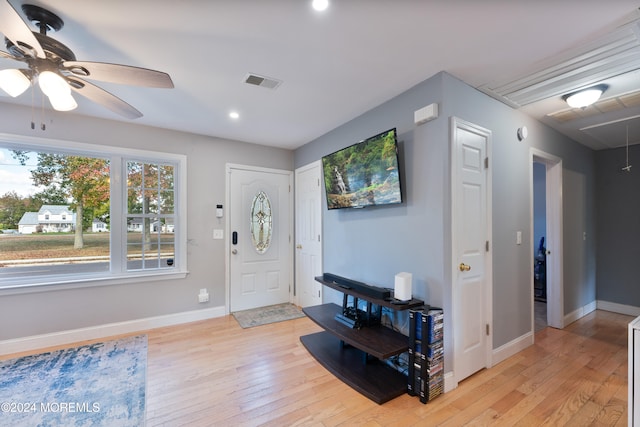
[198,288,209,303]
[213,229,224,239]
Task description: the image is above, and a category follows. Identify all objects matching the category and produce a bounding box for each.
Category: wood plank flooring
[1,309,633,426]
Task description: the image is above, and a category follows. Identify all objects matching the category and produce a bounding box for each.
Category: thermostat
[216,204,223,218]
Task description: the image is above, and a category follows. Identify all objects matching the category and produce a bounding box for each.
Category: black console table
[300,275,423,404]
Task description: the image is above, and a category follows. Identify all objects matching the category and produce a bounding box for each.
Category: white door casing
[451,117,492,383]
[295,161,323,308]
[226,164,293,312]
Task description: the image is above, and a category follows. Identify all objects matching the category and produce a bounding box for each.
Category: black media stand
[300,275,423,404]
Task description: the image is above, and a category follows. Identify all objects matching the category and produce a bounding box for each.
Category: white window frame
[0,133,188,295]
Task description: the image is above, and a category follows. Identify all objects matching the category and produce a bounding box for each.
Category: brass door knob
[296,244,302,249]
[459,263,471,272]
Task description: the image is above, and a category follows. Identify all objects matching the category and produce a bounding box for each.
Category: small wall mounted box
[414,103,439,125]
[216,204,223,218]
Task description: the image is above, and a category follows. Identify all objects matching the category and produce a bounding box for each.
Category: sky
[0,148,40,197]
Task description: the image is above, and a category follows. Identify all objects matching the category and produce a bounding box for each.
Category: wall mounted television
[322,128,402,210]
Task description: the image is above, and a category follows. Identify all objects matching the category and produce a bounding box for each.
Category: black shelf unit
[300,275,423,404]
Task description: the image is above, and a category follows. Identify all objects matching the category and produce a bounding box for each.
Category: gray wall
[596,144,640,305]
[295,72,598,370]
[0,103,293,341]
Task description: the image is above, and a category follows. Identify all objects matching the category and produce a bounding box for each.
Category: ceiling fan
[0,1,173,119]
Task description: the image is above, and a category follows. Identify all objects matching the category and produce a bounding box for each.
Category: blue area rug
[0,335,147,427]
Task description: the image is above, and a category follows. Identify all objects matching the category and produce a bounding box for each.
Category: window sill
[0,270,189,296]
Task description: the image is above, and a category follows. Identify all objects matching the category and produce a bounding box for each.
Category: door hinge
[317,178,320,187]
[484,157,489,169]
[486,324,490,335]
[318,290,321,297]
[486,240,490,252]
[318,234,321,242]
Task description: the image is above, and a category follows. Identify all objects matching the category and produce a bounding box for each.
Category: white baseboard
[443,371,457,393]
[0,306,226,356]
[564,300,597,326]
[597,300,640,317]
[492,330,534,366]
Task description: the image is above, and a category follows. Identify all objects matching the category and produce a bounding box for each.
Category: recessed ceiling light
[229,111,240,119]
[312,0,329,12]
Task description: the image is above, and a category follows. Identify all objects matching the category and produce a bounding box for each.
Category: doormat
[0,335,147,427]
[233,303,306,328]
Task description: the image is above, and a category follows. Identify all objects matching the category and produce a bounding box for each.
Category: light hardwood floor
[2,309,633,426]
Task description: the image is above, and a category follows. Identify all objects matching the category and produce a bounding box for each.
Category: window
[0,136,187,292]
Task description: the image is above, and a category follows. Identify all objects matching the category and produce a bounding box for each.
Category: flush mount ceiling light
[312,0,329,11]
[563,84,608,109]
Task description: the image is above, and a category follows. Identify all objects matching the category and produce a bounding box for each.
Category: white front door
[451,118,492,383]
[227,165,293,312]
[295,161,323,307]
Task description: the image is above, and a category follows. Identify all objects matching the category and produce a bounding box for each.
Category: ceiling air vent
[244,73,282,90]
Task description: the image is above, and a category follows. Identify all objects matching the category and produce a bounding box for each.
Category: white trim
[492,331,534,366]
[564,301,597,326]
[0,306,225,356]
[444,371,457,393]
[598,300,640,317]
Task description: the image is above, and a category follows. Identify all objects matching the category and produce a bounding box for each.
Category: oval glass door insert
[250,190,273,254]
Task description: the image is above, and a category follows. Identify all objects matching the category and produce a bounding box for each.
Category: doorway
[533,161,548,332]
[226,164,293,312]
[531,150,564,330]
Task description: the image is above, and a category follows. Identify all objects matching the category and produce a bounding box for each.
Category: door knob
[459,263,471,272]
[296,244,302,249]
[232,249,238,255]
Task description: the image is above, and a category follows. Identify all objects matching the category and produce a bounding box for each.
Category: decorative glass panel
[250,191,273,254]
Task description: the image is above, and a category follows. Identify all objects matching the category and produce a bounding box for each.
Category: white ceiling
[0,0,639,150]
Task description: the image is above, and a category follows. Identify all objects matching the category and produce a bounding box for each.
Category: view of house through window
[126,161,176,270]
[0,143,179,287]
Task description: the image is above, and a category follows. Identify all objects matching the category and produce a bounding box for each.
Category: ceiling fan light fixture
[38,70,77,111]
[38,70,70,98]
[48,91,77,111]
[563,84,608,109]
[0,68,30,97]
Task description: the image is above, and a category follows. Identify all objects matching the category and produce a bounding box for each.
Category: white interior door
[451,118,492,383]
[295,161,323,307]
[227,165,292,312]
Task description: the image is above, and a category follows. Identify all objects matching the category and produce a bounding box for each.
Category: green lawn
[0,232,174,261]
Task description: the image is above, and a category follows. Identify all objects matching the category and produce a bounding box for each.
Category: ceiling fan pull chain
[40,91,46,131]
[30,79,35,130]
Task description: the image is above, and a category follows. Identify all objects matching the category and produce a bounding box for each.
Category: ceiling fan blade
[67,77,143,119]
[0,0,45,58]
[63,61,174,88]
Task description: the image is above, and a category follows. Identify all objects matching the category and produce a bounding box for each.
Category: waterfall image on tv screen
[322,128,402,209]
